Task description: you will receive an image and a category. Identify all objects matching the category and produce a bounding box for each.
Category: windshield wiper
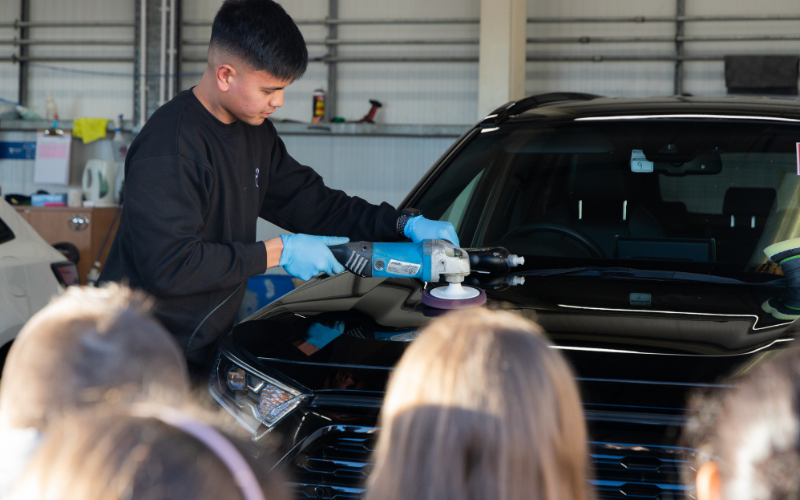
[520,266,743,284]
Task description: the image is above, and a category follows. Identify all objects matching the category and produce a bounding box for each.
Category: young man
[99,0,457,368]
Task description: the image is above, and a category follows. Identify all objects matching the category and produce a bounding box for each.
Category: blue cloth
[279,234,349,281]
[305,321,345,349]
[403,216,460,247]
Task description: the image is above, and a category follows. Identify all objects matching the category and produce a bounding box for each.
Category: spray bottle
[45,91,59,121]
[111,114,128,164]
[312,89,325,123]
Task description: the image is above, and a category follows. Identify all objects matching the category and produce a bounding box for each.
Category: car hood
[228,273,796,394]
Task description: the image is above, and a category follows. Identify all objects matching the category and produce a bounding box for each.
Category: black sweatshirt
[100,89,401,365]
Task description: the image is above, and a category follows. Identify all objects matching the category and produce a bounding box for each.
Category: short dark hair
[210,0,308,81]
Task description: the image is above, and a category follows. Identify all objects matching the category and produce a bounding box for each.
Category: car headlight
[209,351,309,435]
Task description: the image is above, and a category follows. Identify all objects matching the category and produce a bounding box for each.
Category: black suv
[210,94,800,500]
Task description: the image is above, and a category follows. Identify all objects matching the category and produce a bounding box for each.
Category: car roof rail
[480,92,602,127]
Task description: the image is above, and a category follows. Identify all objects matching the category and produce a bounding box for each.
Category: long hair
[366,308,592,500]
[8,407,290,500]
[0,284,189,430]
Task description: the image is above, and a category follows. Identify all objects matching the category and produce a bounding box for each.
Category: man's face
[221,65,293,126]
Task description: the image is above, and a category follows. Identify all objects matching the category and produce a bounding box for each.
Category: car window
[414,120,800,282]
[0,216,14,245]
[440,168,486,231]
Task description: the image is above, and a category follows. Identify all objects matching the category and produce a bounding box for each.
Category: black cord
[93,204,123,265]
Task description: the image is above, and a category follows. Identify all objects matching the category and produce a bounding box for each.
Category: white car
[0,199,78,366]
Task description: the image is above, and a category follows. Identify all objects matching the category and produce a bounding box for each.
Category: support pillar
[17,0,30,106]
[145,0,165,120]
[324,0,338,122]
[477,0,527,119]
[674,0,686,95]
[134,0,171,125]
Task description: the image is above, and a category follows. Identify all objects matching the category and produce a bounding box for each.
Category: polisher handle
[330,242,374,277]
[466,247,525,273]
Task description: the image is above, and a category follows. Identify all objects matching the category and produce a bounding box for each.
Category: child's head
[685,346,800,500]
[367,308,592,500]
[9,406,289,500]
[206,0,307,125]
[0,284,189,430]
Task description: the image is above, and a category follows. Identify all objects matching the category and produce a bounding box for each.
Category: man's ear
[215,64,236,92]
[696,461,722,500]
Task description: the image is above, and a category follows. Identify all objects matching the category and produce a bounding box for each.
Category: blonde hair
[9,406,290,500]
[0,284,189,429]
[366,308,592,500]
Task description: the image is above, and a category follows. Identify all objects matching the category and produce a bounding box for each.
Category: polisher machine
[330,239,524,309]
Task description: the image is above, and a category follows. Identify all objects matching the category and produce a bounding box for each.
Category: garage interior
[3,1,800,499]
[0,0,799,283]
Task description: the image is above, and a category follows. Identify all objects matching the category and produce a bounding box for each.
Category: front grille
[590,442,693,500]
[289,426,376,500]
[288,427,694,500]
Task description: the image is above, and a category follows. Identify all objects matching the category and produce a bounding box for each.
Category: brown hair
[682,345,800,500]
[0,284,189,429]
[366,308,592,500]
[8,406,290,500]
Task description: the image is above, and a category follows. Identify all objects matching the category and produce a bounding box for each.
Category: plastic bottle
[86,261,101,287]
[45,92,58,121]
[111,114,128,164]
[312,89,325,123]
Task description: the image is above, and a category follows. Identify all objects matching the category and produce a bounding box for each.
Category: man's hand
[278,234,349,281]
[403,216,460,247]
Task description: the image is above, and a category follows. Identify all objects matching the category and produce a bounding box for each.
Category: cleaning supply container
[82,159,120,207]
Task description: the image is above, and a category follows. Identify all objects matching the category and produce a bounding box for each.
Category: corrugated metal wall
[2,0,799,240]
[527,0,677,97]
[527,0,800,98]
[256,134,456,241]
[181,0,480,124]
[2,0,800,121]
[10,0,135,119]
[0,1,18,106]
[333,0,479,125]
[683,0,800,96]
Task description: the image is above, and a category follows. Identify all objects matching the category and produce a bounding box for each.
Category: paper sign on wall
[34,131,71,185]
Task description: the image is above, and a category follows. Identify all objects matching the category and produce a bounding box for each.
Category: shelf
[272,121,471,138]
[0,119,135,133]
[0,119,471,138]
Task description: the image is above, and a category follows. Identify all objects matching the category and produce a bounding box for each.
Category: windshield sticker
[630,149,654,173]
[386,259,421,276]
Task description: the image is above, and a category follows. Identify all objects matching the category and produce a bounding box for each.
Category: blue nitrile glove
[279,234,350,281]
[305,321,345,349]
[403,216,460,247]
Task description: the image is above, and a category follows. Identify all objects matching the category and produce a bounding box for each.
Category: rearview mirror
[653,153,722,176]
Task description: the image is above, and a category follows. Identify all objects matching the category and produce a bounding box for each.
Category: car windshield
[413,119,800,282]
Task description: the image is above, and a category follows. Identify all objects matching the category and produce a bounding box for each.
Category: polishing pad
[422,283,487,310]
[762,298,800,321]
[429,282,481,300]
[765,237,800,264]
